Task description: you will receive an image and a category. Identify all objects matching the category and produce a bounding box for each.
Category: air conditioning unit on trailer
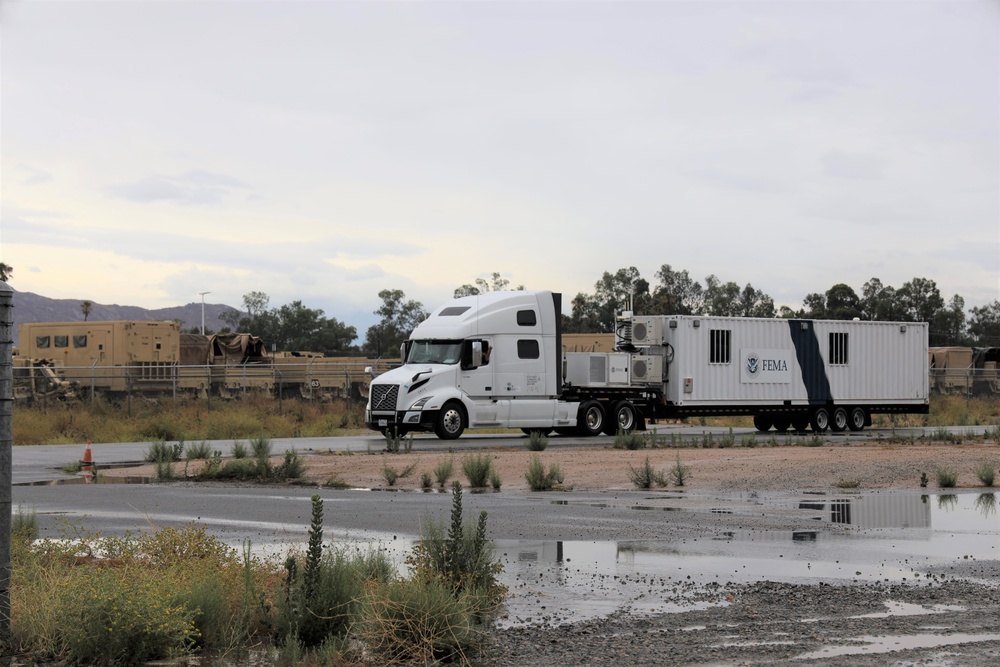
[631,355,663,383]
[631,317,665,345]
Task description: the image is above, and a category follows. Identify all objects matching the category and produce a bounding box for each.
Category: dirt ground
[293,439,1000,493]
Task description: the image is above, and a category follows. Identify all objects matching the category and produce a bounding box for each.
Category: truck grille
[370,384,399,411]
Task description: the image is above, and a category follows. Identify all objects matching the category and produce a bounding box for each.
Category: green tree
[0,262,12,282]
[453,272,525,298]
[80,300,93,322]
[650,264,703,315]
[897,277,945,323]
[860,278,899,320]
[968,300,1000,346]
[364,289,428,358]
[931,295,967,346]
[824,284,862,320]
[801,292,827,318]
[221,291,271,331]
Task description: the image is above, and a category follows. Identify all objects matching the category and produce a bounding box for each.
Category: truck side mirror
[462,341,483,370]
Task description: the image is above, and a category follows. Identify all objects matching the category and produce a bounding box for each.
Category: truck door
[458,338,494,399]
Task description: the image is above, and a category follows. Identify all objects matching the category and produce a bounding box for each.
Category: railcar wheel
[577,400,606,437]
[434,401,466,440]
[753,414,773,432]
[848,407,867,432]
[831,407,848,432]
[811,407,830,433]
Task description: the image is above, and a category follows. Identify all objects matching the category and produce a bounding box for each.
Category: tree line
[1,260,997,354]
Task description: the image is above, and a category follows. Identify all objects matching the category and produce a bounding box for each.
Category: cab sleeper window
[517,339,540,359]
[439,306,470,317]
[516,310,537,326]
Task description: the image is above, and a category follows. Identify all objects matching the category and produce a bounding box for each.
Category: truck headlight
[410,397,431,410]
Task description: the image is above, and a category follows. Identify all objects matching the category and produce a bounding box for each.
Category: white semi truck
[365,290,929,439]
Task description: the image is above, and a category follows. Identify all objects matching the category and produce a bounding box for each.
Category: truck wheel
[604,401,638,435]
[831,407,848,432]
[791,417,809,432]
[848,407,867,432]
[577,400,605,436]
[811,407,830,433]
[753,414,772,432]
[434,401,466,440]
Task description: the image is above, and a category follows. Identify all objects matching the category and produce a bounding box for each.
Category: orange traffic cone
[82,440,93,482]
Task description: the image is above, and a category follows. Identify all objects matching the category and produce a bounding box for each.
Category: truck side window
[54,335,69,348]
[709,329,730,364]
[829,332,849,365]
[517,339,540,359]
[516,310,537,326]
[36,335,51,349]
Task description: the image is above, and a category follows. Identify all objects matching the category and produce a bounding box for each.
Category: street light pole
[198,292,211,335]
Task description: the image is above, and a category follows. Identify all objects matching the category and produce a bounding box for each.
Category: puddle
[793,633,1000,659]
[849,600,965,619]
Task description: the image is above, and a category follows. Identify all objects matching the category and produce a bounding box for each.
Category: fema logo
[746,352,760,378]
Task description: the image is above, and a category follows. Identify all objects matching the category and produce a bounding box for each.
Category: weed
[718,428,735,448]
[525,431,548,451]
[931,427,962,444]
[325,473,351,489]
[461,453,493,488]
[804,435,825,447]
[230,441,248,459]
[421,472,433,490]
[627,456,667,489]
[986,425,1000,443]
[525,455,564,491]
[12,505,38,540]
[489,469,502,491]
[670,453,690,487]
[433,459,454,488]
[741,433,758,448]
[384,427,413,454]
[936,468,959,488]
[153,458,176,481]
[613,430,647,450]
[186,440,213,460]
[700,431,715,448]
[835,479,860,489]
[975,461,996,487]
[145,439,183,463]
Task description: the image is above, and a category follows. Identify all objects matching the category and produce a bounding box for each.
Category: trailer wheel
[773,417,790,432]
[831,407,848,432]
[434,401,466,440]
[792,417,810,432]
[577,400,605,436]
[753,414,772,432]
[811,407,830,433]
[604,401,638,435]
[848,407,867,432]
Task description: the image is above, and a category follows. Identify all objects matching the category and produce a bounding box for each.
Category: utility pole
[1,281,13,650]
[198,291,211,335]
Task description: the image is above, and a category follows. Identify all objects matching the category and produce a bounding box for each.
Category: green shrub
[230,441,248,459]
[186,440,213,460]
[613,430,647,450]
[525,431,549,451]
[275,449,306,480]
[627,456,667,489]
[359,576,479,665]
[525,454,565,491]
[421,472,433,490]
[489,469,502,491]
[461,453,493,488]
[741,433,758,448]
[434,459,454,488]
[670,453,690,487]
[145,440,183,463]
[384,427,413,454]
[936,468,959,488]
[718,428,735,448]
[12,504,38,541]
[975,461,996,487]
[932,427,962,444]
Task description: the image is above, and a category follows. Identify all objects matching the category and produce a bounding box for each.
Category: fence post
[0,281,14,649]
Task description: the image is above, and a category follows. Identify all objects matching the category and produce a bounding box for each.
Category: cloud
[17,164,54,185]
[105,170,252,206]
[822,152,885,180]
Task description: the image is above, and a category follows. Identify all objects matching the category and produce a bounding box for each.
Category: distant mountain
[9,289,238,347]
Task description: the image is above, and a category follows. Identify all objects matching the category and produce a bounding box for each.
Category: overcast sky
[2,0,997,338]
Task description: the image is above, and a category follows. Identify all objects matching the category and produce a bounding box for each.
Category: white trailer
[365,291,929,439]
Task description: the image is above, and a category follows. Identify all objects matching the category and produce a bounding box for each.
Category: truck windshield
[406,340,463,365]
